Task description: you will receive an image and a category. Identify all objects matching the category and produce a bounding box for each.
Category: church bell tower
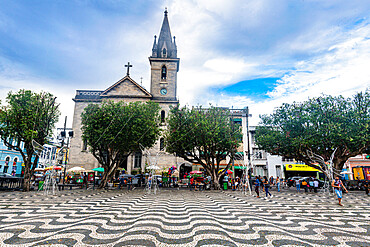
[149,9,179,101]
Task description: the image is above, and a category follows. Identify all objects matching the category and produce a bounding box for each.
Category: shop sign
[364,167,370,180]
[285,164,319,172]
[88,173,95,182]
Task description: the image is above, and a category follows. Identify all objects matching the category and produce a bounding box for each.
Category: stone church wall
[150,61,178,99]
[69,101,100,170]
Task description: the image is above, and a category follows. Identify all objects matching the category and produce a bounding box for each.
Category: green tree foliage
[165,105,242,189]
[255,91,370,175]
[0,90,60,191]
[81,101,160,188]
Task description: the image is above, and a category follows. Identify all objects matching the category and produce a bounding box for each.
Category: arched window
[161,65,167,80]
[161,110,165,123]
[13,157,18,165]
[82,140,87,151]
[134,151,142,168]
[4,157,10,173]
[160,138,164,151]
[162,48,167,57]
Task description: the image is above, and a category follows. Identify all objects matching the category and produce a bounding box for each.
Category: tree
[0,90,60,191]
[81,101,160,189]
[165,105,242,189]
[255,91,370,176]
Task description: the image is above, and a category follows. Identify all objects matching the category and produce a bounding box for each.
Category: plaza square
[0,188,369,247]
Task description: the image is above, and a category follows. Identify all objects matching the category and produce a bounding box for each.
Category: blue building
[0,138,25,176]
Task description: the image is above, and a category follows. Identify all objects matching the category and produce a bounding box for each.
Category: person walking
[296,179,301,192]
[276,177,281,192]
[313,179,319,193]
[364,180,369,196]
[309,179,314,192]
[127,177,132,191]
[231,179,236,191]
[332,176,348,206]
[302,180,308,192]
[255,176,260,198]
[263,176,272,198]
[190,177,195,191]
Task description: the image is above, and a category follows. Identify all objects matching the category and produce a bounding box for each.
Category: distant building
[0,138,24,176]
[343,155,370,180]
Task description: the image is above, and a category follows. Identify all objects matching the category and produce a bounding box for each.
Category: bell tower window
[161,110,165,123]
[162,48,167,57]
[160,138,165,151]
[161,65,167,80]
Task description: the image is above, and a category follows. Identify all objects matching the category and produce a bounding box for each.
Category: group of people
[254,176,281,198]
[295,177,320,193]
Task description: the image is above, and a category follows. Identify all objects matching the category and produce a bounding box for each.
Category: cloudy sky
[0,0,369,127]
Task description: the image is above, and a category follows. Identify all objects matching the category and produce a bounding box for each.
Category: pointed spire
[152,35,157,56]
[152,8,177,58]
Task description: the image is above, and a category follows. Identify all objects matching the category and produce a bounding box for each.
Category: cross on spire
[124,62,133,76]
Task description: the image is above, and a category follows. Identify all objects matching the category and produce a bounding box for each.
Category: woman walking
[263,176,272,198]
[276,177,281,192]
[255,176,260,198]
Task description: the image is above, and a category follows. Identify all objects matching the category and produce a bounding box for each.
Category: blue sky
[0,0,369,126]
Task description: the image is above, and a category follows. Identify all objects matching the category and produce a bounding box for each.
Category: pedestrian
[331,176,348,206]
[83,173,88,189]
[302,180,308,192]
[231,179,236,191]
[296,179,301,192]
[276,176,281,192]
[313,179,319,193]
[269,176,274,185]
[363,180,369,196]
[263,176,272,197]
[235,176,240,191]
[309,179,314,192]
[119,176,125,189]
[255,176,260,198]
[190,177,194,191]
[127,177,132,190]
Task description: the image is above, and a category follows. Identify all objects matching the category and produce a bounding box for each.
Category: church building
[69,9,190,174]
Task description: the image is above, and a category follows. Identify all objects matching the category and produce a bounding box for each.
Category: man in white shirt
[313,179,319,193]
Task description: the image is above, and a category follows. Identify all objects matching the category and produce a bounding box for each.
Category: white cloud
[1,0,370,129]
[267,23,370,100]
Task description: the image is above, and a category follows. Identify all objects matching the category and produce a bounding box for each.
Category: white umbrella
[67,167,86,173]
[147,165,160,170]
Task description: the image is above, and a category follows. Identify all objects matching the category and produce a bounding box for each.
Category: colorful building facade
[0,139,25,176]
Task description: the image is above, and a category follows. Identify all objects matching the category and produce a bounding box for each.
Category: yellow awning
[285,164,319,172]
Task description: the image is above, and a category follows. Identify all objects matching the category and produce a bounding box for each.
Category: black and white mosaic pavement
[0,188,369,246]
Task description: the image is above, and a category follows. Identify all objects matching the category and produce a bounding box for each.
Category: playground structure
[140,144,163,195]
[307,148,339,195]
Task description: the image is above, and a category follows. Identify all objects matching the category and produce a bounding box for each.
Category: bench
[58,184,80,190]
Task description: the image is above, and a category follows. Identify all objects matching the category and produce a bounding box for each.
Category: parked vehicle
[286,176,302,187]
[0,173,17,178]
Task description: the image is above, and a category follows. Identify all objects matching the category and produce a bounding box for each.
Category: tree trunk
[99,169,110,189]
[22,159,32,192]
[98,164,117,189]
[211,169,221,190]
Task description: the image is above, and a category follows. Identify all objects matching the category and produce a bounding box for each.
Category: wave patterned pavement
[0,188,369,246]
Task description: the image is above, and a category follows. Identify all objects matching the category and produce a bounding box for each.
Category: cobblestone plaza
[0,188,369,246]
